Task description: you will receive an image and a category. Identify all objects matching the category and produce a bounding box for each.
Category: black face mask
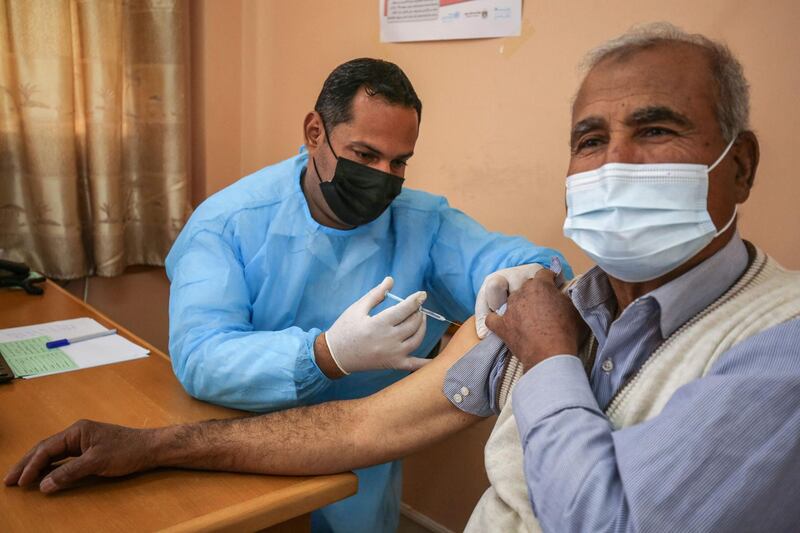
[312,124,404,227]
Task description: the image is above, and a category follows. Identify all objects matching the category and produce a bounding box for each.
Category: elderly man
[8,24,800,532]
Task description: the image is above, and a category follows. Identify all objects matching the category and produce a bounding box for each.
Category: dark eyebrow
[570,116,606,148]
[626,106,693,128]
[570,107,695,148]
[351,141,413,160]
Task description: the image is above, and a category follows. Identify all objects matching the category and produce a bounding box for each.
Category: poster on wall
[380,0,522,43]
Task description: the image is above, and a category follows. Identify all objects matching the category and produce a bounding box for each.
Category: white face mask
[563,138,738,282]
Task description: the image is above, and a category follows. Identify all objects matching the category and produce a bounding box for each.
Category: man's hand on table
[4,420,157,493]
[485,269,586,371]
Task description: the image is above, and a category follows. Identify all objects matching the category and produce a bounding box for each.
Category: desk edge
[159,472,358,533]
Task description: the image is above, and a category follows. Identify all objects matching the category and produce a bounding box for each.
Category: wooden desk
[0,282,357,532]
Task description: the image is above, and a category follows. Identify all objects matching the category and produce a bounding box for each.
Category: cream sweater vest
[465,247,800,532]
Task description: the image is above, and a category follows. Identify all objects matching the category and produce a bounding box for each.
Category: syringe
[385,292,462,326]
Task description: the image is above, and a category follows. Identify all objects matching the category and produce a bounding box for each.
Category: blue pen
[46,329,117,349]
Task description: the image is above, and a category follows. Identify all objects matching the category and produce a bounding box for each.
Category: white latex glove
[325,276,429,374]
[475,263,544,339]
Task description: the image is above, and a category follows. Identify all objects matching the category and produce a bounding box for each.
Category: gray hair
[581,22,749,141]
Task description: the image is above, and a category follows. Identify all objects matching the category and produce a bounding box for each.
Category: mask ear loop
[312,114,339,184]
[708,134,739,236]
[708,135,738,172]
[320,116,340,160]
[714,205,737,236]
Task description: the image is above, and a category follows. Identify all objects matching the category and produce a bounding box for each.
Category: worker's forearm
[172,326,333,412]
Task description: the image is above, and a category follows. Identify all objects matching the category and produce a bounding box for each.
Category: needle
[385,292,462,326]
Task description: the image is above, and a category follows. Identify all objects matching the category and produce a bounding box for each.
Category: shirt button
[453,393,463,403]
[460,386,470,397]
[601,358,614,373]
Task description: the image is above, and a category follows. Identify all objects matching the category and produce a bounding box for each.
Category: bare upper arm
[351,317,485,463]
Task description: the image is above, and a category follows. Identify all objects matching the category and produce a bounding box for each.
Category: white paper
[0,318,150,378]
[380,0,522,43]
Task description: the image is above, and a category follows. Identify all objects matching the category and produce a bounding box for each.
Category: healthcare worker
[165,58,569,533]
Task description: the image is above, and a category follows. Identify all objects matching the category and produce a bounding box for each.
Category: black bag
[0,259,46,295]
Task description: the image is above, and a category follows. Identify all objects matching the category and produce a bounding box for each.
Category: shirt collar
[570,232,749,339]
[648,232,748,337]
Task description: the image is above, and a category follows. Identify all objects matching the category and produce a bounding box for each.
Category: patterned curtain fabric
[0,0,190,278]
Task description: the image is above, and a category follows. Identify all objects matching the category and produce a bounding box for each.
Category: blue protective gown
[165,148,570,533]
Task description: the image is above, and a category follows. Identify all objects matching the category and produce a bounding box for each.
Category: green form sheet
[0,336,78,377]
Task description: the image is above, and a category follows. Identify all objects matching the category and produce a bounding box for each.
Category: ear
[732,131,760,203]
[303,111,324,149]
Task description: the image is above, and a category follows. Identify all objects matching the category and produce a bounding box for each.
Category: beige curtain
[0,0,190,279]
